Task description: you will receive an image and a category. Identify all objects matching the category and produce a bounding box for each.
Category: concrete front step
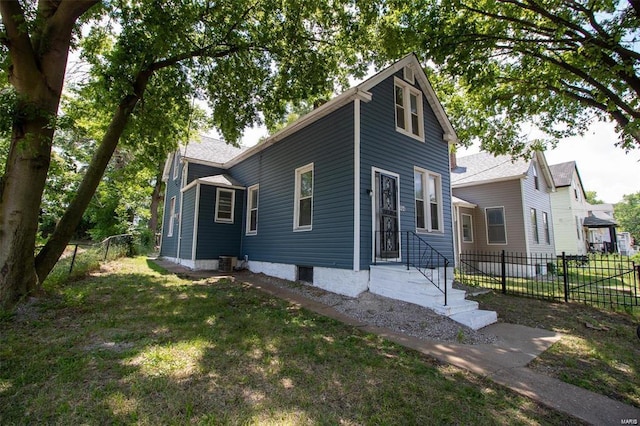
[369,264,498,330]
[449,309,498,330]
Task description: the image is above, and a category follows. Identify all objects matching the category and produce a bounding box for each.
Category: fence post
[501,250,506,294]
[635,263,639,303]
[562,252,569,302]
[104,238,111,261]
[69,244,79,274]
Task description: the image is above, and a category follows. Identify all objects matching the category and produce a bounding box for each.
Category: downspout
[353,98,361,272]
[520,177,531,256]
[191,182,201,264]
[158,178,168,256]
[176,161,186,262]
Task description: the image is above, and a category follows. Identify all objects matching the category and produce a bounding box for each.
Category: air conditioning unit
[218,256,237,272]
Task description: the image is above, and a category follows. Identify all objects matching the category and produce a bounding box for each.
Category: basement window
[297,266,314,283]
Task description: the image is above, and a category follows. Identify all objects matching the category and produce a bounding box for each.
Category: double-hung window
[462,214,473,243]
[167,196,176,237]
[294,163,313,231]
[543,212,550,244]
[246,185,259,235]
[215,188,235,223]
[414,168,442,232]
[531,208,539,243]
[486,207,507,244]
[395,77,424,140]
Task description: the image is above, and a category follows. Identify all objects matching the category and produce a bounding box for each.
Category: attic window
[533,165,539,190]
[403,65,415,84]
[394,77,424,141]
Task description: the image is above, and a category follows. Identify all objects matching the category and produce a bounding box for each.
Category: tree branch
[0,0,39,89]
[528,50,639,119]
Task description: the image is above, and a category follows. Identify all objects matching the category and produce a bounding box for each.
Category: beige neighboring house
[451,151,556,276]
[549,161,618,255]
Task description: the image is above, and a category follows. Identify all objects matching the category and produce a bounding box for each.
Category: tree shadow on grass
[0,261,583,424]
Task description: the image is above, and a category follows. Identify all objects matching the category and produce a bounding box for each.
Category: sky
[455,121,639,205]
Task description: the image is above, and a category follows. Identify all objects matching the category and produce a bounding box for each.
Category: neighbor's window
[167,196,176,237]
[532,165,539,190]
[414,167,442,232]
[394,77,424,140]
[531,208,539,244]
[462,213,473,243]
[572,181,580,201]
[294,163,313,231]
[246,185,259,235]
[543,212,550,244]
[215,188,235,223]
[486,207,507,244]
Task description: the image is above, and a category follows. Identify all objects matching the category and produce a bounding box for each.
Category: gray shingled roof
[451,152,530,186]
[548,161,576,187]
[583,214,616,227]
[180,135,247,165]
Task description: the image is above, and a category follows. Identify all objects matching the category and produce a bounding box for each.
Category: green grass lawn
[0,257,582,425]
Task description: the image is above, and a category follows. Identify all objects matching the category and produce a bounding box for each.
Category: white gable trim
[359,53,458,144]
[161,152,174,182]
[534,151,556,192]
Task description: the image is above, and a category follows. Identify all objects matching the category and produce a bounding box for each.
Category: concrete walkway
[152,259,640,425]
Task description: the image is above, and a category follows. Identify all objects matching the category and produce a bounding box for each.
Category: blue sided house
[159,54,497,330]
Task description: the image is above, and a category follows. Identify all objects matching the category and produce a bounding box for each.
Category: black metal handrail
[373,230,450,305]
[406,231,449,305]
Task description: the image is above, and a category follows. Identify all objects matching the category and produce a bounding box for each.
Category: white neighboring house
[548,161,590,255]
[549,161,618,255]
[585,203,618,253]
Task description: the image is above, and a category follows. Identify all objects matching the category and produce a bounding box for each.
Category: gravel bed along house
[250,273,498,345]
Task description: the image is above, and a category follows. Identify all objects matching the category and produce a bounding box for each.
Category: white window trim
[215,188,235,224]
[414,167,443,233]
[532,164,539,190]
[485,206,508,245]
[461,213,474,243]
[394,77,425,142]
[293,163,314,231]
[173,152,179,180]
[181,162,188,188]
[246,184,259,235]
[167,196,176,237]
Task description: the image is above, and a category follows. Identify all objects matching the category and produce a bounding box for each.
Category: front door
[375,171,400,260]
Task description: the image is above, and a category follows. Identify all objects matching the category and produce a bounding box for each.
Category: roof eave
[451,174,524,188]
[224,87,371,168]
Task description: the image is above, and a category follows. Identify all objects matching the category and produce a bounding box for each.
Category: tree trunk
[148,170,164,235]
[0,1,93,309]
[35,94,143,282]
[0,113,54,307]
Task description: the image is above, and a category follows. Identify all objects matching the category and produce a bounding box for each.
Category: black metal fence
[52,234,134,275]
[457,251,639,309]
